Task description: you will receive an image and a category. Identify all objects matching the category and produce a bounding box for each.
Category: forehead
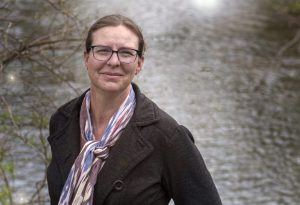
[91,25,139,48]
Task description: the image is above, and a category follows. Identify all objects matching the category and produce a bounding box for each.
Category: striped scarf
[58,86,136,205]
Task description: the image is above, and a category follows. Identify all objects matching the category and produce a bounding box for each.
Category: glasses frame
[89,45,141,64]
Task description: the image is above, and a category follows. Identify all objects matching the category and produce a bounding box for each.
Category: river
[2,0,300,204]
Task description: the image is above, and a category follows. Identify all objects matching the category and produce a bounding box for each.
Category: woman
[47,14,222,205]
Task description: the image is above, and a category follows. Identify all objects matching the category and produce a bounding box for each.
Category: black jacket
[47,83,222,205]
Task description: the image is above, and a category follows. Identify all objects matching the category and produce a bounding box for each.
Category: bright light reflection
[8,74,15,82]
[13,191,31,204]
[192,0,220,10]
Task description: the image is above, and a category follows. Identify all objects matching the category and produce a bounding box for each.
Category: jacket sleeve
[47,112,64,205]
[162,125,222,205]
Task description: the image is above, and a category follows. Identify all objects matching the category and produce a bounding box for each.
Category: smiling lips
[100,72,123,76]
[100,72,123,81]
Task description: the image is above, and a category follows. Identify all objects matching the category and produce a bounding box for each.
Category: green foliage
[0,0,83,203]
[31,111,49,129]
[0,112,10,120]
[0,185,11,205]
[0,111,23,127]
[0,149,4,161]
[0,110,49,129]
[1,162,14,175]
[0,124,8,133]
[288,0,300,15]
[269,0,300,16]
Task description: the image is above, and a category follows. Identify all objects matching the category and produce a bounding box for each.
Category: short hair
[85,14,146,57]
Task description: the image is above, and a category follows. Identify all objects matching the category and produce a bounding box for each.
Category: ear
[136,56,144,74]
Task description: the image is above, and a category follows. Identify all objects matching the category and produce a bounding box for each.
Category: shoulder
[136,92,194,144]
[132,83,194,143]
[49,91,87,133]
[153,105,180,135]
[155,106,194,144]
[50,96,79,123]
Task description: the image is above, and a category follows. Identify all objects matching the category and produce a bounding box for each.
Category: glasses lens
[93,46,112,61]
[92,46,138,63]
[118,48,138,63]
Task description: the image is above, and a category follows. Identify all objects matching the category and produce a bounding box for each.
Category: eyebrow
[91,45,139,51]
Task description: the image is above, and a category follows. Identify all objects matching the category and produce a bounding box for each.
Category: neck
[89,86,130,130]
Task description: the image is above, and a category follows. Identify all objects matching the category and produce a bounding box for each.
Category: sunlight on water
[13,191,31,204]
[7,73,16,82]
[2,0,299,204]
[191,0,220,10]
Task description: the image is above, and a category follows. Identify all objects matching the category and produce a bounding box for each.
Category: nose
[107,51,120,66]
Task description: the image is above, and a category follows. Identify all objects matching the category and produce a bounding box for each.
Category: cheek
[129,67,138,77]
[87,60,105,71]
[126,62,139,74]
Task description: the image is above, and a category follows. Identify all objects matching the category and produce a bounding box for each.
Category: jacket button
[113,180,124,191]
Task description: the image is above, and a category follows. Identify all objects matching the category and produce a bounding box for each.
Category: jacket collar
[57,83,160,127]
[130,83,160,126]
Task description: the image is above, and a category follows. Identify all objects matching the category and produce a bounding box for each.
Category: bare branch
[1,37,81,68]
[44,0,84,31]
[1,96,19,130]
[276,28,300,58]
[25,55,81,95]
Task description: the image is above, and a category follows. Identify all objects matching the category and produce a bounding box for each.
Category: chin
[96,82,130,94]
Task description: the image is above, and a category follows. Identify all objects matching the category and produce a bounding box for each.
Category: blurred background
[0,0,300,204]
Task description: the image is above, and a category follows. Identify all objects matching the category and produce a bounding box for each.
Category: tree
[0,0,84,204]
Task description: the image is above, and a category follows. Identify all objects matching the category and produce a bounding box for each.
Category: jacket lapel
[92,83,160,204]
[93,122,154,204]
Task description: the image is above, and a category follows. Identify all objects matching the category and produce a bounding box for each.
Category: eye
[119,49,136,57]
[94,47,111,55]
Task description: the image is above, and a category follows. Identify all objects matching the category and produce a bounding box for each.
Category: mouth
[100,72,123,76]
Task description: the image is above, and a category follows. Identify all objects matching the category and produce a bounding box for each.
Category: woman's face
[84,25,144,95]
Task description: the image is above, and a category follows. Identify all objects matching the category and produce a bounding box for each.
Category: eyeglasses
[89,45,141,64]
